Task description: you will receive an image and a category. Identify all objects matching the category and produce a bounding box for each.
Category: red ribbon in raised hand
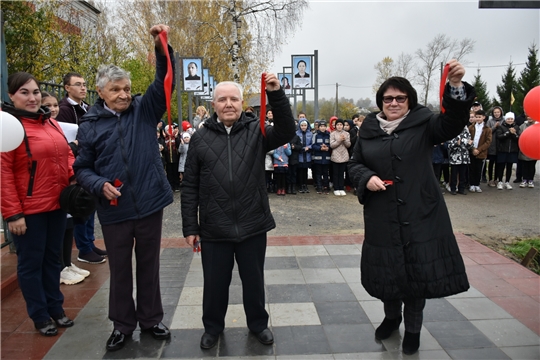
[260,73,267,137]
[439,63,450,114]
[159,31,173,137]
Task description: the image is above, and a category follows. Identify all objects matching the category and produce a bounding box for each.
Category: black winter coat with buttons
[348,82,474,301]
[181,88,296,242]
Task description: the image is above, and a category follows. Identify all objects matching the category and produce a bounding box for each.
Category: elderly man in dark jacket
[73,24,174,352]
[181,74,295,349]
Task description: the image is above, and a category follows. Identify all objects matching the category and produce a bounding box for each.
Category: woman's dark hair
[375,77,418,111]
[7,72,39,95]
[41,91,58,101]
[297,60,307,68]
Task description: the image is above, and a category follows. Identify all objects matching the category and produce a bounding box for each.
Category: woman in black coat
[348,60,472,355]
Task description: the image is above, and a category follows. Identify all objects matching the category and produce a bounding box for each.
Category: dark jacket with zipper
[73,48,175,225]
[56,97,89,125]
[347,82,474,301]
[181,88,295,242]
[496,121,520,153]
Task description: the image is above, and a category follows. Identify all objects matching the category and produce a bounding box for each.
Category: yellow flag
[510,92,515,105]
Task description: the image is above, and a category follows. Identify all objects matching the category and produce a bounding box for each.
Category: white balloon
[1,111,25,152]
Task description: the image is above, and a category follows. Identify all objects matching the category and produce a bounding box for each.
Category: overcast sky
[270,0,539,104]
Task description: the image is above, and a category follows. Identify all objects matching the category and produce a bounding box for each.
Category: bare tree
[415,34,475,105]
[372,56,395,94]
[395,52,415,79]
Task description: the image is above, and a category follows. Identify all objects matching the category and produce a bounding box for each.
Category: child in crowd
[468,110,492,193]
[486,106,504,186]
[178,132,191,186]
[329,118,351,196]
[273,143,292,196]
[518,114,536,188]
[311,120,331,194]
[448,126,472,195]
[296,119,313,193]
[495,112,520,190]
[287,133,303,194]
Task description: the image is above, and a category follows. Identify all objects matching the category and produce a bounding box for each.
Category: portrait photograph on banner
[182,58,203,91]
[278,73,292,95]
[195,69,210,96]
[292,55,312,89]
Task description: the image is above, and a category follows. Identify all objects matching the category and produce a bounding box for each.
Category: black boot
[291,184,297,195]
[286,184,292,194]
[375,315,402,340]
[402,331,420,355]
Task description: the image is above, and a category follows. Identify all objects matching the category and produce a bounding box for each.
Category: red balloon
[519,123,540,160]
[523,86,540,121]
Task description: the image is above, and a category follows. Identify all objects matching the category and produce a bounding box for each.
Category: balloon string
[440,63,450,114]
[260,73,266,137]
[159,31,173,137]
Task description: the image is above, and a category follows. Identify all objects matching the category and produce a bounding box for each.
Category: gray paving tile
[315,301,370,325]
[274,325,332,355]
[348,282,377,301]
[228,284,244,304]
[219,327,275,357]
[293,245,329,256]
[270,302,320,326]
[501,345,540,360]
[423,320,495,350]
[264,256,299,270]
[161,329,217,358]
[298,255,336,268]
[446,347,511,359]
[471,319,540,347]
[308,283,357,302]
[330,254,361,268]
[423,298,467,322]
[325,244,361,256]
[324,323,385,353]
[266,245,295,257]
[447,297,513,320]
[334,352,395,360]
[266,284,312,303]
[265,269,305,284]
[302,268,346,283]
[339,268,361,283]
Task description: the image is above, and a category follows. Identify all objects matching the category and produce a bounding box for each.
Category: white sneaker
[339,190,346,196]
[475,186,482,193]
[520,181,527,188]
[497,181,503,190]
[334,190,340,196]
[446,183,451,192]
[469,186,476,192]
[505,182,513,190]
[60,267,85,285]
[69,263,90,278]
[528,181,535,188]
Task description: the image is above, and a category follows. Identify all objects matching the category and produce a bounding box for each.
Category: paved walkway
[1,234,539,359]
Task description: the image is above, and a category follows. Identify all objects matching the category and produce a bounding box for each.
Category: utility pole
[335,82,339,117]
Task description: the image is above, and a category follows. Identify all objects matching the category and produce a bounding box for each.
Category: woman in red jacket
[1,72,75,336]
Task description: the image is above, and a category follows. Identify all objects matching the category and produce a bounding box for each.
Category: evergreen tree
[472,69,492,110]
[515,43,540,116]
[495,61,518,113]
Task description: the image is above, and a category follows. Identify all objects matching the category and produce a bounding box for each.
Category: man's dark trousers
[101,210,164,334]
[201,233,268,335]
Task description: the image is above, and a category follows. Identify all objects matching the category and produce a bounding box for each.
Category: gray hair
[213,81,243,101]
[95,64,131,90]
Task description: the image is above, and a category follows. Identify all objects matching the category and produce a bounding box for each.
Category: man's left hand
[265,73,280,92]
[150,24,170,55]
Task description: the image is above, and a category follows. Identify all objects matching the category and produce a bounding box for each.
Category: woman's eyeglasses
[382,96,407,104]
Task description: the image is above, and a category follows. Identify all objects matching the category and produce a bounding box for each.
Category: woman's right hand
[8,218,27,236]
[367,176,387,192]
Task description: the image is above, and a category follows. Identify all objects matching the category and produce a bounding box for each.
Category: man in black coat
[181,74,295,349]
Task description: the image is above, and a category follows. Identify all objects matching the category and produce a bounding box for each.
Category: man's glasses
[70,82,87,88]
[382,95,407,104]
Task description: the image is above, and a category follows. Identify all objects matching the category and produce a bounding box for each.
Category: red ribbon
[260,73,266,137]
[110,179,123,206]
[439,63,450,114]
[159,31,173,137]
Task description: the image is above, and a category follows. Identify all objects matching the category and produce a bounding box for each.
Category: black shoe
[78,251,106,264]
[291,185,297,195]
[253,328,274,345]
[451,190,457,195]
[375,316,402,340]
[402,330,420,355]
[35,319,58,336]
[200,332,219,349]
[303,185,310,193]
[52,312,74,327]
[106,330,128,351]
[513,178,522,183]
[457,189,467,195]
[286,184,292,194]
[141,322,170,340]
[93,246,107,257]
